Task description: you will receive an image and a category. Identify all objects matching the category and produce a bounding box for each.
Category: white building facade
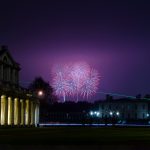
[99,99,149,120]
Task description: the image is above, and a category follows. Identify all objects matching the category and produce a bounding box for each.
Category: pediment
[0,49,20,68]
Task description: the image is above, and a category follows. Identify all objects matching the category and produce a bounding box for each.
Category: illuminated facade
[0,46,39,126]
[99,99,149,120]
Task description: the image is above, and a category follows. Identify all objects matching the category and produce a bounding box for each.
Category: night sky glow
[0,1,150,101]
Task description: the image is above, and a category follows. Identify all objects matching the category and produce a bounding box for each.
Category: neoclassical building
[99,98,149,120]
[0,46,39,126]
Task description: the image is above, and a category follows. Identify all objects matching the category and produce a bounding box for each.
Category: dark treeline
[40,101,98,123]
[47,101,93,112]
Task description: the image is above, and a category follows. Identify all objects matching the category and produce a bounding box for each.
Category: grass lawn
[0,126,150,145]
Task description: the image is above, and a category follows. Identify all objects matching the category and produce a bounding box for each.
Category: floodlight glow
[110,112,113,115]
[147,113,149,117]
[116,112,120,116]
[90,111,93,115]
[96,112,100,116]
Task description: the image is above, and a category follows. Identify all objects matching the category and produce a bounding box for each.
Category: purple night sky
[0,0,150,101]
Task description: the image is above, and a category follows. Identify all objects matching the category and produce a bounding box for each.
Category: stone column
[14,98,19,125]
[20,99,25,125]
[33,102,35,126]
[30,101,34,125]
[25,99,30,125]
[35,103,39,127]
[8,97,13,125]
[12,100,14,125]
[0,95,1,125]
[1,95,7,125]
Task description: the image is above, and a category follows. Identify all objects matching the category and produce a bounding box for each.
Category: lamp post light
[89,111,100,117]
[96,112,100,117]
[109,111,113,116]
[38,90,43,96]
[147,113,149,117]
[90,111,93,116]
[147,113,150,125]
[37,90,44,98]
[116,111,120,116]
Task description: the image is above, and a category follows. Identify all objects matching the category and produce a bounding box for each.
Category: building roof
[0,49,6,56]
[0,45,20,69]
[98,98,150,104]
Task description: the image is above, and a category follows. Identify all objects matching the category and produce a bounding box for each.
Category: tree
[29,77,57,104]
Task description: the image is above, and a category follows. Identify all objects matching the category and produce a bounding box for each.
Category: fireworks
[51,62,100,102]
[52,64,68,102]
[81,68,100,99]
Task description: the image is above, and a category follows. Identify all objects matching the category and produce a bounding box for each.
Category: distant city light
[147,113,149,117]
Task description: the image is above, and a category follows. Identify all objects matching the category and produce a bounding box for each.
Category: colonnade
[0,95,39,127]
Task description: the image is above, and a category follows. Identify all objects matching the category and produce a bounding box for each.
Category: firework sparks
[70,62,90,81]
[51,62,100,102]
[52,64,68,102]
[70,62,90,101]
[81,68,100,99]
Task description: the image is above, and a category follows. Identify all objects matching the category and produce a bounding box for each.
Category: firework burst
[70,62,90,101]
[81,68,100,99]
[51,62,100,102]
[51,64,68,102]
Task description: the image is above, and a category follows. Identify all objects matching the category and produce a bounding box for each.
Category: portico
[0,46,40,127]
[0,95,39,126]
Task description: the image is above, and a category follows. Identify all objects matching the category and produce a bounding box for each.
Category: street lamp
[116,111,120,116]
[96,112,100,117]
[110,111,113,116]
[90,111,93,116]
[38,90,44,97]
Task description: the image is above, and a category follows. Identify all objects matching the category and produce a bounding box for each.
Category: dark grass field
[0,127,150,150]
[0,126,150,146]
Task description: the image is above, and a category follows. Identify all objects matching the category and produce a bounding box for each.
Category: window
[122,113,124,118]
[3,65,7,81]
[10,69,13,81]
[102,113,104,118]
[3,57,7,63]
[135,113,137,119]
[109,104,111,109]
[0,64,2,79]
[3,57,8,81]
[127,105,130,109]
[15,71,18,83]
[128,114,130,119]
[116,105,118,109]
[143,113,145,119]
